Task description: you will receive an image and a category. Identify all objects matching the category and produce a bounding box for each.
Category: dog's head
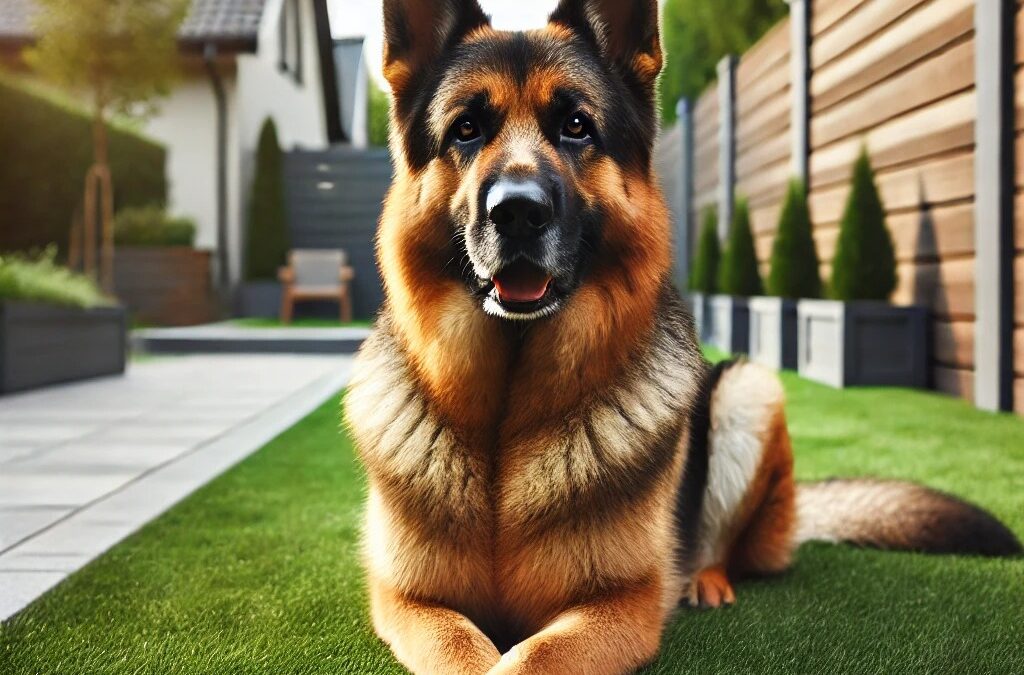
[381,0,666,322]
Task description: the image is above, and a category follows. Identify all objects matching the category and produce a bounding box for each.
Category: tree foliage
[27,0,186,120]
[767,179,821,299]
[368,78,390,148]
[830,148,898,301]
[659,0,787,124]
[689,208,720,293]
[718,197,763,297]
[246,119,290,281]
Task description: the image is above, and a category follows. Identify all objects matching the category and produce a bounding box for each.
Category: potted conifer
[687,208,719,342]
[238,119,291,318]
[710,197,762,354]
[749,179,821,370]
[798,148,928,388]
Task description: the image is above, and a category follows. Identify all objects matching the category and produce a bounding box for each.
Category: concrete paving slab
[0,353,352,621]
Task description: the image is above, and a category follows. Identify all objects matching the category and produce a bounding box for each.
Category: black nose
[487,179,553,238]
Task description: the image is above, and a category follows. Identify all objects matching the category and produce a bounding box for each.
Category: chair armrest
[339,266,356,282]
[278,267,295,284]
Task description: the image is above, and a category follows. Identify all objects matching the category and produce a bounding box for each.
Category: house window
[278,0,304,85]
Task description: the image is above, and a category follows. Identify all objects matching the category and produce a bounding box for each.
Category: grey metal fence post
[974,0,1015,412]
[717,55,737,241]
[788,0,810,183]
[678,98,695,289]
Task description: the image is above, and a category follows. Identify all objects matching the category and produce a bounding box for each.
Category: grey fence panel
[284,147,393,320]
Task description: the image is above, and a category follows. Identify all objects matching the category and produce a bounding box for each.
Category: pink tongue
[493,261,552,303]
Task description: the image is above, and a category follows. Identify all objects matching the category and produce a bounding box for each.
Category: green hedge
[767,179,822,299]
[689,207,720,293]
[245,119,289,281]
[114,206,196,247]
[718,197,763,297]
[0,76,167,255]
[830,148,898,301]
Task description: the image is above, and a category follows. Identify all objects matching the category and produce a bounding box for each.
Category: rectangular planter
[237,281,283,319]
[708,295,750,355]
[686,292,711,343]
[0,302,127,394]
[114,247,218,326]
[748,297,798,370]
[797,299,928,388]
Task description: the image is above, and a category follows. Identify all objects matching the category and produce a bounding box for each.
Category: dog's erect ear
[383,0,490,98]
[549,0,663,89]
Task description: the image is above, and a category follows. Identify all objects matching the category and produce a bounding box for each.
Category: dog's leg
[685,362,796,609]
[371,581,501,675]
[487,579,665,675]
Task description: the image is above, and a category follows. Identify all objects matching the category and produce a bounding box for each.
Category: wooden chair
[278,249,355,323]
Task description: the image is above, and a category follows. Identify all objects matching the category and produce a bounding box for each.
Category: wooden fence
[656,0,1020,414]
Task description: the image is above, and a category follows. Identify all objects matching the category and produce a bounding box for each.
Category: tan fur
[350,3,799,673]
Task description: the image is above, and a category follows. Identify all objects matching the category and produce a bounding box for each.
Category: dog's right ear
[383,0,490,100]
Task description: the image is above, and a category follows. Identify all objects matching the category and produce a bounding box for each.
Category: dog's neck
[375,172,672,444]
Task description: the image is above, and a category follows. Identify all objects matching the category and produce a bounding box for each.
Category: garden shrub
[718,197,763,297]
[689,208,720,293]
[0,76,167,255]
[245,119,290,281]
[830,147,897,301]
[0,248,111,308]
[767,179,821,299]
[114,206,196,247]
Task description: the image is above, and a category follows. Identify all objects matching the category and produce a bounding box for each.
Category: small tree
[689,208,720,293]
[767,179,821,299]
[718,197,763,296]
[28,0,186,292]
[830,148,897,301]
[246,119,290,281]
[368,78,391,148]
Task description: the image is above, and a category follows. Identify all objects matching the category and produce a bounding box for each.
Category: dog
[343,1,1022,672]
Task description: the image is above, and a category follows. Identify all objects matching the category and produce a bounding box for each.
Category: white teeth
[483,294,561,322]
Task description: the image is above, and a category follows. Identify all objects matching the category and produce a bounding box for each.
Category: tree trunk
[88,101,115,293]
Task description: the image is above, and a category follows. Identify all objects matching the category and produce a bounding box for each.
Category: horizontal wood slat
[812,0,931,71]
[810,90,975,189]
[812,0,866,38]
[934,320,974,368]
[934,365,973,399]
[811,0,973,113]
[811,38,974,150]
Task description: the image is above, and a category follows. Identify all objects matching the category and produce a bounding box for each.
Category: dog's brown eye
[455,117,480,143]
[562,112,590,141]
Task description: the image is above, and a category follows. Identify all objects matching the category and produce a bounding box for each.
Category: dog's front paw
[684,566,736,609]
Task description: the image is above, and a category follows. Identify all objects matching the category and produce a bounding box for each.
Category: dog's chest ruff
[346,317,701,619]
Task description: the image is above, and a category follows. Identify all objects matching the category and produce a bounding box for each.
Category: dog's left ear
[549,0,663,90]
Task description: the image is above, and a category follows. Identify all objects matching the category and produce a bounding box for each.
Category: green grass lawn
[2,366,1023,673]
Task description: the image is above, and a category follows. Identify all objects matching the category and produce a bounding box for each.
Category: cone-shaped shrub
[767,179,821,299]
[689,207,720,293]
[830,148,897,301]
[245,119,289,280]
[718,197,763,296]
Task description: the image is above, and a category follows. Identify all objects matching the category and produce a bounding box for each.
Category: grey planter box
[686,292,711,343]
[1,302,127,394]
[237,281,282,319]
[797,299,928,388]
[748,297,798,370]
[708,295,750,354]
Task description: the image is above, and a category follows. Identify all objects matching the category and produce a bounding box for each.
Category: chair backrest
[291,249,347,287]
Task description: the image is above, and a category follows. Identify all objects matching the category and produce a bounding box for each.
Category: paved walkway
[0,354,353,621]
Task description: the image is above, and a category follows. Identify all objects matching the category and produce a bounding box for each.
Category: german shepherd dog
[344,1,1022,672]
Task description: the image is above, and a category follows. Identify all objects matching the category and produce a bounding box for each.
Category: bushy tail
[795,479,1021,557]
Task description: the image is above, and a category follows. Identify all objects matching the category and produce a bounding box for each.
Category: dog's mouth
[483,259,560,320]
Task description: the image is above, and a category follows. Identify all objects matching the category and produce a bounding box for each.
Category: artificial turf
[2,367,1023,674]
